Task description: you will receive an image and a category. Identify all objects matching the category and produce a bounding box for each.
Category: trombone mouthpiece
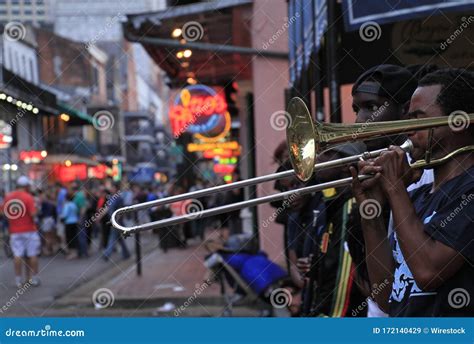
[400,139,414,153]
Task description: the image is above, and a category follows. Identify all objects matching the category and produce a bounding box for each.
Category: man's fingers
[360,164,382,175]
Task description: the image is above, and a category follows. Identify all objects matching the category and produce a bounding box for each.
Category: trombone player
[351,68,474,317]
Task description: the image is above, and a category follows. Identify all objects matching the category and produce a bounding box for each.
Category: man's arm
[350,167,394,312]
[372,148,466,290]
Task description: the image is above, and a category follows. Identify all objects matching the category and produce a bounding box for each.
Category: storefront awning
[123,0,275,86]
[43,154,99,166]
[58,102,95,125]
[0,67,58,116]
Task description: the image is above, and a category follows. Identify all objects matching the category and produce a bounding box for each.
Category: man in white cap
[1,176,40,287]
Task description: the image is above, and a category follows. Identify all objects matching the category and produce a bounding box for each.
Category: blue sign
[128,167,155,184]
[343,0,474,31]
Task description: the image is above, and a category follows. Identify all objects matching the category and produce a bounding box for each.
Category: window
[29,58,36,84]
[22,55,27,79]
[8,49,13,70]
[53,55,62,77]
[14,51,19,73]
[91,65,99,91]
[11,9,20,15]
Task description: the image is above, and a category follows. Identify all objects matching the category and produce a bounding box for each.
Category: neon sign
[20,150,48,164]
[169,85,231,142]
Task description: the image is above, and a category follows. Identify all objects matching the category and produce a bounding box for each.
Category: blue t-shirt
[61,201,79,225]
[389,165,474,317]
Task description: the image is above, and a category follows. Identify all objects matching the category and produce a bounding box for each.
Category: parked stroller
[204,233,297,317]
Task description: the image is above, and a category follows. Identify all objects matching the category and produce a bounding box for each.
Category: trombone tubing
[110,145,393,232]
[112,174,373,234]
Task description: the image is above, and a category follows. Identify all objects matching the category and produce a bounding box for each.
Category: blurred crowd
[0,170,243,288]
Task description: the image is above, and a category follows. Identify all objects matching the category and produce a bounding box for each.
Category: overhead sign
[169,84,231,142]
[187,141,240,152]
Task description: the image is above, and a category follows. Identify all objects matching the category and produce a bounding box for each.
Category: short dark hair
[418,68,474,116]
[405,64,439,81]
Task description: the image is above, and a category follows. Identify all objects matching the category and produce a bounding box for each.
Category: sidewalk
[54,230,263,317]
[0,232,156,317]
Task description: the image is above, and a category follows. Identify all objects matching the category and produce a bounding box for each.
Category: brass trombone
[111,97,474,235]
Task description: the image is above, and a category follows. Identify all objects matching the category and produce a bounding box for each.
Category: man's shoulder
[6,190,33,202]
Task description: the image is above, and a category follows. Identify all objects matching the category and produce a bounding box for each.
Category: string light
[171,28,182,38]
[60,113,70,122]
[0,92,41,115]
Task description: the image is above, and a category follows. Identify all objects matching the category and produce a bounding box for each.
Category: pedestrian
[55,182,68,253]
[60,191,79,260]
[1,176,41,287]
[38,189,57,256]
[72,183,88,257]
[102,183,131,261]
[96,186,110,249]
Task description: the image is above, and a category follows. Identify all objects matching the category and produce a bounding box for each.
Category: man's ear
[401,101,411,119]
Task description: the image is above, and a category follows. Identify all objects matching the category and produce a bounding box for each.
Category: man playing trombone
[351,68,474,316]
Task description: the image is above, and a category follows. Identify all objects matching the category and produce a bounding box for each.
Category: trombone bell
[286,97,318,182]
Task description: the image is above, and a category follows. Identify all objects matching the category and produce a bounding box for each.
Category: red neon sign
[169,85,228,138]
[52,164,87,182]
[20,151,47,163]
[88,164,107,179]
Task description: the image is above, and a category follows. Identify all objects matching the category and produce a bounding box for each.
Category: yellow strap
[331,251,352,317]
[322,188,337,198]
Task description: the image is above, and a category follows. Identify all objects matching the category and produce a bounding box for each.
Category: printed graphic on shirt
[390,232,424,302]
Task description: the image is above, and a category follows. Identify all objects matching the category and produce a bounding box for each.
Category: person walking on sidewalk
[1,176,41,287]
[61,191,80,260]
[102,183,130,261]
